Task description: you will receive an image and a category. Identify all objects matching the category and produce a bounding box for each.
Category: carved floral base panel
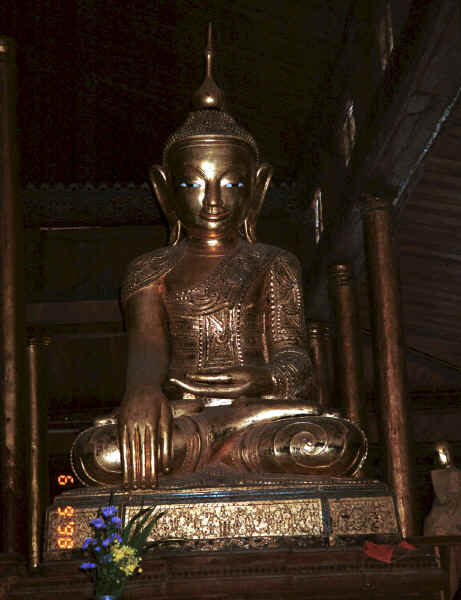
[44,474,400,559]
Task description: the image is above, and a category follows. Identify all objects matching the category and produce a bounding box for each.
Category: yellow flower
[111,542,141,576]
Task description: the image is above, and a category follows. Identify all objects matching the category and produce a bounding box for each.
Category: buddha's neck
[184,233,241,257]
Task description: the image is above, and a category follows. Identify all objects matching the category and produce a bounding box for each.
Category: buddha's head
[150,25,272,245]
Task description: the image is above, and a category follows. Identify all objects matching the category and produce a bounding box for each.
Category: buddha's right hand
[118,389,172,489]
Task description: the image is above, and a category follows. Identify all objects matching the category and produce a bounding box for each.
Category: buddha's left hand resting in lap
[71,32,366,489]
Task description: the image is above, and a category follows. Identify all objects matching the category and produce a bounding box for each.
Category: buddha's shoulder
[122,244,184,302]
[250,242,301,270]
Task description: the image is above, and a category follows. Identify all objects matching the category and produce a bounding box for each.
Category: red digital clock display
[56,474,76,549]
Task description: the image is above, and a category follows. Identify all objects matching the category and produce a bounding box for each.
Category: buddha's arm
[264,251,315,400]
[119,282,172,488]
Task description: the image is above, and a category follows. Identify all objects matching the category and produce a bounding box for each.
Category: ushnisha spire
[163,23,259,162]
[191,23,225,110]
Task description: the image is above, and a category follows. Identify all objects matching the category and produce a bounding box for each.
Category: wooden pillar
[0,37,27,563]
[361,192,415,537]
[328,264,366,430]
[27,336,50,569]
[308,321,334,410]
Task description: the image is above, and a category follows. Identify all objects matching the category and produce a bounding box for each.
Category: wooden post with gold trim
[27,336,50,569]
[307,321,333,410]
[0,37,28,567]
[361,192,415,537]
[328,264,365,430]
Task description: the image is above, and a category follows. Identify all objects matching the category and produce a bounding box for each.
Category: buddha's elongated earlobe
[150,165,182,246]
[243,219,256,244]
[169,220,182,246]
[244,163,273,243]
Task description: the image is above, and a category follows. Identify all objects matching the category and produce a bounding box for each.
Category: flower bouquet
[80,504,163,599]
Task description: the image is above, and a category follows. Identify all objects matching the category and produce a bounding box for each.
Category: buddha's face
[166,138,256,239]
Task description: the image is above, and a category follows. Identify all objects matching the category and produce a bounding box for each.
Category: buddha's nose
[203,181,224,214]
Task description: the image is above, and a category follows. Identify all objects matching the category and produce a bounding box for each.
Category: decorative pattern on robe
[121,240,315,399]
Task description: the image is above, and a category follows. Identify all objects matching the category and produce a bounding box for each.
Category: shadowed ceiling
[4,0,354,184]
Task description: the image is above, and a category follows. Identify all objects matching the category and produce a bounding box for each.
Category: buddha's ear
[150,165,182,246]
[244,163,273,243]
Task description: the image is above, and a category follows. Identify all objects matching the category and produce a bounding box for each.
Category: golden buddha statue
[71,27,366,489]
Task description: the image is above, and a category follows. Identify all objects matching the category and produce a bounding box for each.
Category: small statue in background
[424,441,461,536]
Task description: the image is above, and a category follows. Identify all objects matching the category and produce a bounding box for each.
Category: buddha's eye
[224,182,245,189]
[179,182,201,189]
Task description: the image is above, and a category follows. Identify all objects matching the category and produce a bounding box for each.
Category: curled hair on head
[163,110,259,165]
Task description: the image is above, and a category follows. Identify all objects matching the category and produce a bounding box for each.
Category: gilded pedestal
[44,473,400,560]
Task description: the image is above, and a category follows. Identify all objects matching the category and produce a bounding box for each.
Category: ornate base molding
[44,473,400,560]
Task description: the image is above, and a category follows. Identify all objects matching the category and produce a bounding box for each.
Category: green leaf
[128,507,158,548]
[123,506,165,552]
[133,511,165,551]
[122,505,154,545]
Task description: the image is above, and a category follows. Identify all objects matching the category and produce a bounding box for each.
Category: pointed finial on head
[207,22,213,68]
[192,22,225,110]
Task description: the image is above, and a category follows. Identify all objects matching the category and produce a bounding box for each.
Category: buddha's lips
[200,209,230,221]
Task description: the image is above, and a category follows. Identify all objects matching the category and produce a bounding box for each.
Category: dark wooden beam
[26,300,123,337]
[23,182,303,229]
[5,545,445,600]
[23,184,161,228]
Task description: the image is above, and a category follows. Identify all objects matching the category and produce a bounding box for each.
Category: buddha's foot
[222,414,367,477]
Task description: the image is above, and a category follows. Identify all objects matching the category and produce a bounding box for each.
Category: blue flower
[82,537,95,550]
[111,516,122,527]
[90,517,105,529]
[102,537,112,547]
[80,562,97,570]
[94,546,101,552]
[101,506,118,518]
[111,533,122,543]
